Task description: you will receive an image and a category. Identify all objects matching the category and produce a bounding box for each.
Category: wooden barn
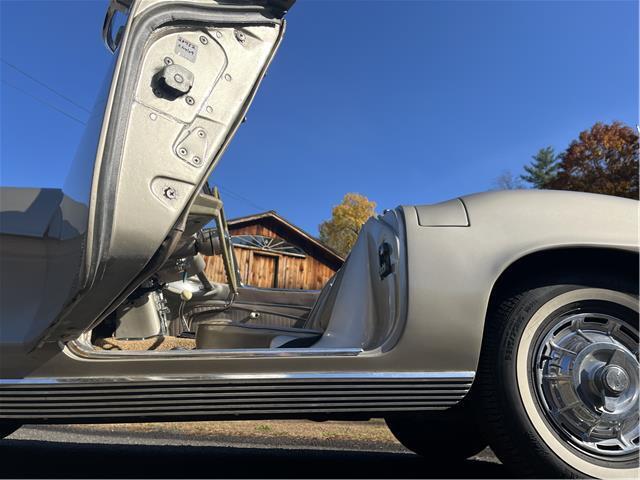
[203,211,344,290]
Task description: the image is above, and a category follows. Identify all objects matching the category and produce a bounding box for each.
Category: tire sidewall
[498,284,639,478]
[0,422,20,439]
[386,399,488,460]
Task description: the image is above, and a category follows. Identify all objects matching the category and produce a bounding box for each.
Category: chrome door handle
[102,0,132,53]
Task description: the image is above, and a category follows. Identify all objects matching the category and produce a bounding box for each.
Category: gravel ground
[1,420,506,478]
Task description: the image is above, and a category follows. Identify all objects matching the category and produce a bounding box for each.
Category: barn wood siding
[203,218,339,290]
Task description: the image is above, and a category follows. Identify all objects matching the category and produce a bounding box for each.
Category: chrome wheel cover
[533,311,639,458]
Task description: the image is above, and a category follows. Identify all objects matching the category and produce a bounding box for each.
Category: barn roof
[226,210,345,265]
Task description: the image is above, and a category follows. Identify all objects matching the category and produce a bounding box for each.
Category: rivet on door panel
[175,128,208,168]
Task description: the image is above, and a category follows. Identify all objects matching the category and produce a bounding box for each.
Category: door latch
[152,63,194,100]
[378,242,394,279]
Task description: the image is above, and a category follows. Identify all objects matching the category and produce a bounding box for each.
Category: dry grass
[66,419,402,450]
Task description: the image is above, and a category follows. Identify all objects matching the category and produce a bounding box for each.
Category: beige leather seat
[195,268,345,349]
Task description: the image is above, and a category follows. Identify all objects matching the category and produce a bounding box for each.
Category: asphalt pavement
[1,424,508,478]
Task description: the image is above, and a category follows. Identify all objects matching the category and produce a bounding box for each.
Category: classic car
[0,0,637,478]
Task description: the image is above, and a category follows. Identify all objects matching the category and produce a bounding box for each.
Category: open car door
[32,0,294,348]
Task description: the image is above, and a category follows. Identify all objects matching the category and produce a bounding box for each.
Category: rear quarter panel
[402,189,638,372]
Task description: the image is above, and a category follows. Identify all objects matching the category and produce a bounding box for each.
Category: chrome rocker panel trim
[0,372,474,420]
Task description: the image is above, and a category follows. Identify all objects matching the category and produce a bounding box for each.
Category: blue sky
[1,0,637,234]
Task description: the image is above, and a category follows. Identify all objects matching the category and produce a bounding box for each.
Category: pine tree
[520,147,559,188]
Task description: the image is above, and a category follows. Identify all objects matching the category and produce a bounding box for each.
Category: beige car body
[0,0,637,428]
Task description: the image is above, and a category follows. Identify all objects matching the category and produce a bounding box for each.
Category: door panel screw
[197,130,206,138]
[178,147,188,156]
[199,35,208,45]
[192,157,202,166]
[163,187,177,199]
[185,96,195,105]
[234,30,246,43]
[163,57,173,65]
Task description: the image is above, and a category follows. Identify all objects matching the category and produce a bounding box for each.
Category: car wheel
[477,273,639,478]
[386,400,488,461]
[0,422,20,439]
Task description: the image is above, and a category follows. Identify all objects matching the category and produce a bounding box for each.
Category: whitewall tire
[478,275,639,478]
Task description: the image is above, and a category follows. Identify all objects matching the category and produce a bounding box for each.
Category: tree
[319,193,376,256]
[493,170,523,190]
[546,122,639,199]
[521,146,559,188]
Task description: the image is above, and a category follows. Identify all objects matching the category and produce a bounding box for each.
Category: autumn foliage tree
[546,122,639,199]
[319,193,376,256]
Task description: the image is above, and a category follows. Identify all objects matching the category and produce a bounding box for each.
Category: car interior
[77,183,403,356]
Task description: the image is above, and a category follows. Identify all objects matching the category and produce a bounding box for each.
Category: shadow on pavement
[0,439,509,478]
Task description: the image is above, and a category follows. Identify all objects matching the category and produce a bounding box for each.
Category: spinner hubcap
[600,365,630,395]
[533,312,639,458]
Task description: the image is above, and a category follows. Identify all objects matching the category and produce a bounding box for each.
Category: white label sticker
[175,36,198,63]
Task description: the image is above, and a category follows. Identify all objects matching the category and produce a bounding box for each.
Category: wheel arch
[485,245,639,328]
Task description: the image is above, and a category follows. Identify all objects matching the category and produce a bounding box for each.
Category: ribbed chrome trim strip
[0,373,474,419]
[0,371,475,385]
[0,406,466,418]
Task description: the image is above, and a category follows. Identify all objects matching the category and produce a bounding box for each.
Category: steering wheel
[212,186,239,294]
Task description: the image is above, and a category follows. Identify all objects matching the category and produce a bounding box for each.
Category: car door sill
[66,338,364,360]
